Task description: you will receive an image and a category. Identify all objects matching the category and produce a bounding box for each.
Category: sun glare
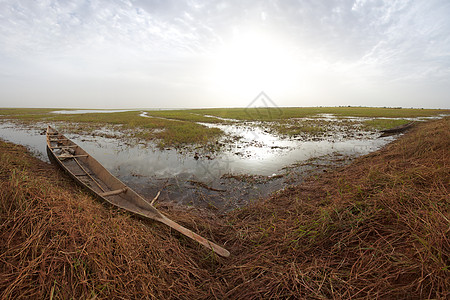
[210,31,300,100]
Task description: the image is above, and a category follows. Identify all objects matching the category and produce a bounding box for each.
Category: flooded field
[0,108,447,211]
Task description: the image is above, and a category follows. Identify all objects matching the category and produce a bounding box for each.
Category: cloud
[0,0,449,108]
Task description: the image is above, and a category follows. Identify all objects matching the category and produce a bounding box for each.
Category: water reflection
[0,123,49,161]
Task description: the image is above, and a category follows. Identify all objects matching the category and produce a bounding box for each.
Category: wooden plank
[72,157,105,193]
[99,188,128,197]
[51,145,78,149]
[57,154,89,159]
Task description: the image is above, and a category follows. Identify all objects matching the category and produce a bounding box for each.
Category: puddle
[0,117,402,211]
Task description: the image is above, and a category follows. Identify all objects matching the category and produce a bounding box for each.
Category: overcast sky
[0,0,449,109]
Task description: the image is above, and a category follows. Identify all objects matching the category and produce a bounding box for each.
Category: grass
[3,107,446,122]
[219,117,449,298]
[189,106,448,121]
[363,118,411,130]
[0,110,222,148]
[0,108,59,115]
[274,122,326,136]
[48,111,223,147]
[0,106,448,146]
[143,110,224,123]
[1,117,449,298]
[0,140,226,299]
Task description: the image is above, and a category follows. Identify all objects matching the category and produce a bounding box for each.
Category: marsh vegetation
[0,107,446,147]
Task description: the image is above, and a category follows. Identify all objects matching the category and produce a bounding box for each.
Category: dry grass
[1,117,449,299]
[219,117,449,298]
[0,141,228,299]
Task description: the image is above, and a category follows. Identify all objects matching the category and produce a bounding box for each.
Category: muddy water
[0,118,398,211]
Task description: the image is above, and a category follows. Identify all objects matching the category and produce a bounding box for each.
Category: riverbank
[1,117,448,298]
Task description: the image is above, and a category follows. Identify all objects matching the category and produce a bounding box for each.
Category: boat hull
[46,126,230,257]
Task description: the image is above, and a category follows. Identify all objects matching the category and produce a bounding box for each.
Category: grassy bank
[1,118,449,298]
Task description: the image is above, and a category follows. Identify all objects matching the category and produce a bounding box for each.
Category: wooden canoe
[380,121,415,136]
[46,126,230,258]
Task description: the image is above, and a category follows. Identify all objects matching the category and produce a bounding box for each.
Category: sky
[0,0,449,109]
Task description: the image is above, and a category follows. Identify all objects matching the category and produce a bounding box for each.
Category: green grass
[269,118,360,136]
[54,111,222,147]
[1,107,448,145]
[363,119,411,130]
[0,108,60,115]
[2,107,447,121]
[0,109,222,148]
[273,123,326,136]
[187,107,448,121]
[143,110,224,123]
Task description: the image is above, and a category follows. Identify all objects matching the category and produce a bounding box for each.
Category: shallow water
[198,120,393,176]
[0,123,49,161]
[0,118,398,210]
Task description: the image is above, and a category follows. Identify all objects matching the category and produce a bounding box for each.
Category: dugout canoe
[46,126,230,257]
[380,121,415,136]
